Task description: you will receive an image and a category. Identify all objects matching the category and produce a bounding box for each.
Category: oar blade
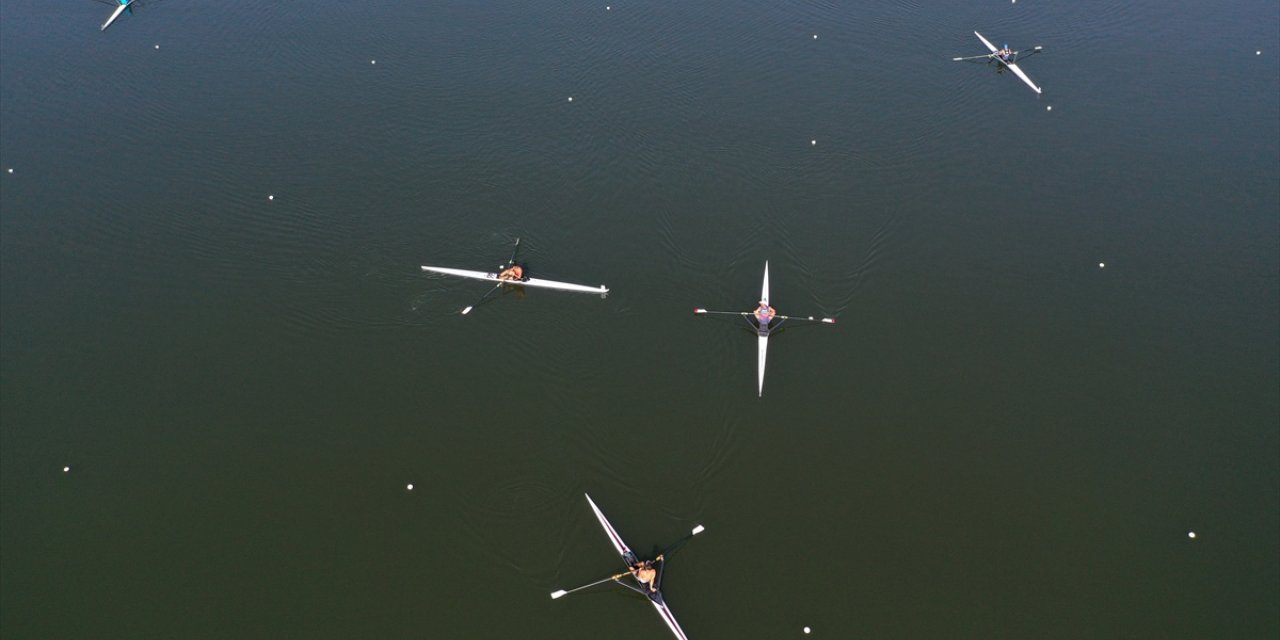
[691,524,705,536]
[550,590,568,600]
[460,306,475,315]
[822,318,836,324]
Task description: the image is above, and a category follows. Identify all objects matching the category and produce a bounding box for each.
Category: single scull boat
[93,0,137,32]
[976,31,1041,94]
[419,265,608,294]
[421,238,608,314]
[695,261,836,397]
[551,494,704,640]
[758,261,770,397]
[954,32,1043,95]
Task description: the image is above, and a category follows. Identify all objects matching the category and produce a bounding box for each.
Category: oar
[460,238,522,315]
[550,570,631,600]
[1013,45,1044,61]
[952,53,996,62]
[696,309,835,324]
[658,525,706,557]
[460,283,502,315]
[775,314,837,324]
[552,524,705,600]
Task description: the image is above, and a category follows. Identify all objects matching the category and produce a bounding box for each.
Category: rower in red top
[497,263,525,281]
[753,299,777,327]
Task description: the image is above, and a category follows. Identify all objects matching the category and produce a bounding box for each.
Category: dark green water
[2,0,1277,637]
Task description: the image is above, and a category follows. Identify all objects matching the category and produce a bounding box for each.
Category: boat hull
[758,261,770,397]
[101,0,132,31]
[974,31,1042,94]
[584,494,690,640]
[420,265,608,294]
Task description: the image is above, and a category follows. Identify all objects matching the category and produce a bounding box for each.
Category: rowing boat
[974,31,1042,94]
[694,261,836,396]
[585,494,691,640]
[100,0,133,31]
[419,265,609,294]
[758,261,770,397]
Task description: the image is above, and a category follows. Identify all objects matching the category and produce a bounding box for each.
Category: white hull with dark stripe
[585,494,690,640]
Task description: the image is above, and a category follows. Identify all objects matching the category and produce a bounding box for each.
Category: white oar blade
[460,306,474,315]
[822,318,836,324]
[691,524,705,536]
[694,308,707,314]
[550,590,568,600]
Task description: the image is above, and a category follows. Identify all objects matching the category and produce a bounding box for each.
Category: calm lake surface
[2,0,1277,637]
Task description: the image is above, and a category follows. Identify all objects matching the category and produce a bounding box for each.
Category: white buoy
[804,627,812,634]
[1188,531,1196,539]
[407,484,414,491]
[606,5,611,9]
[810,139,816,146]
[1099,262,1105,268]
[1257,51,1262,55]
[154,44,159,49]
[268,195,274,200]
[813,34,818,40]
[568,96,574,102]
[6,168,12,174]
[63,466,71,473]
[1047,105,1053,111]
[371,60,376,64]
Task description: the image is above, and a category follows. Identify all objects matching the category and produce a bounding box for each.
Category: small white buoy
[371,59,376,65]
[813,34,818,40]
[1046,105,1053,111]
[63,466,71,473]
[606,5,611,9]
[268,195,274,201]
[804,627,812,634]
[1188,531,1196,539]
[154,44,160,50]
[1098,262,1105,268]
[568,96,574,102]
[6,168,12,174]
[1257,51,1262,55]
[810,139,816,146]
[406,484,414,491]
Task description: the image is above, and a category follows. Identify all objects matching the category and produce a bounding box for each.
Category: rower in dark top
[753,300,777,328]
[630,558,659,593]
[497,263,525,281]
[997,44,1013,62]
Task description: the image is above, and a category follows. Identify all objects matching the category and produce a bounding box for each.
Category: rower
[754,300,777,326]
[497,263,525,281]
[631,558,659,592]
[997,44,1013,61]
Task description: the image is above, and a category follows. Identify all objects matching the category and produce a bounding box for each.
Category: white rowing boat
[694,261,836,396]
[580,494,694,640]
[419,266,609,295]
[758,261,770,397]
[100,0,133,31]
[974,31,1042,94]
